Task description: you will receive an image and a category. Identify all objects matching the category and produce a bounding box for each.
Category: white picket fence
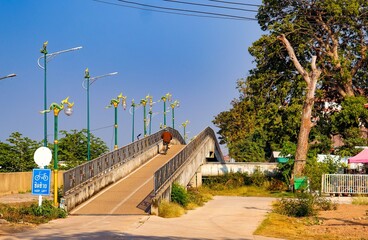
[322,174,368,195]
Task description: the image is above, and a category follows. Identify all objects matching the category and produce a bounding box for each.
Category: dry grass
[158,201,186,218]
[352,196,368,205]
[200,185,292,198]
[255,213,335,240]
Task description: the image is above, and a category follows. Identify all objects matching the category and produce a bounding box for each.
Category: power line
[163,0,258,13]
[209,0,261,7]
[93,0,256,20]
[116,0,257,20]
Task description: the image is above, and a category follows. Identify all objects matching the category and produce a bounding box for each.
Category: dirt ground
[308,204,368,239]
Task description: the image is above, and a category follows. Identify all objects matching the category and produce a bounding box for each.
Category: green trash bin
[294,176,308,190]
[276,157,289,163]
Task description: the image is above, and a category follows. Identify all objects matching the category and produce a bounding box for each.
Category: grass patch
[200,185,293,198]
[253,212,340,240]
[352,196,368,205]
[158,186,213,218]
[254,212,310,239]
[158,201,185,218]
[0,200,67,224]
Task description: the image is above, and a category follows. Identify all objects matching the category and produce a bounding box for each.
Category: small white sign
[34,147,52,168]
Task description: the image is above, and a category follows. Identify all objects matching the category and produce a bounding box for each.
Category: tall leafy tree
[214,0,368,169]
[3,132,41,172]
[57,129,108,169]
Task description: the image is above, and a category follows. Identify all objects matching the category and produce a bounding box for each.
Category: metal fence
[63,127,185,194]
[154,127,223,193]
[322,174,368,195]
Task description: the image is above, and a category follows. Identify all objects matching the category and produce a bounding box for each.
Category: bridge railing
[322,174,368,195]
[154,127,223,193]
[63,127,185,194]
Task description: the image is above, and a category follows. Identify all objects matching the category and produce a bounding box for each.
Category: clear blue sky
[0,0,263,154]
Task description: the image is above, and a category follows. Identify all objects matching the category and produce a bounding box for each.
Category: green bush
[274,194,316,217]
[250,168,267,187]
[267,178,287,191]
[187,188,212,207]
[1,200,67,224]
[274,193,336,217]
[171,183,189,207]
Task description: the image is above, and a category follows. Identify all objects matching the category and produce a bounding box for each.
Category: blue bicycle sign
[31,169,51,196]
[34,172,49,181]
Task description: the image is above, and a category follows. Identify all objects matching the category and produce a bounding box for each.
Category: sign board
[31,169,51,196]
[34,147,52,168]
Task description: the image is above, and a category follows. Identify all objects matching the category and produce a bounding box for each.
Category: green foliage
[274,193,336,218]
[0,200,67,224]
[187,188,212,207]
[203,171,270,190]
[305,156,342,192]
[203,172,250,190]
[0,130,108,172]
[171,183,189,207]
[250,168,267,187]
[159,187,212,218]
[0,132,41,172]
[267,178,287,192]
[56,129,109,170]
[213,0,368,163]
[276,159,294,187]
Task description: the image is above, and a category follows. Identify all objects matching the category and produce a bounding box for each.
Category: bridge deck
[70,145,185,215]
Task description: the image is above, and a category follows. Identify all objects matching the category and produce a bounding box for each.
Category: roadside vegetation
[352,196,368,205]
[158,183,212,218]
[0,200,67,225]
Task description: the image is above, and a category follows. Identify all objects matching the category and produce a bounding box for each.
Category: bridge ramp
[70,145,185,215]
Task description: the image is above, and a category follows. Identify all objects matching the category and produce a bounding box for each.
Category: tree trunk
[277,34,322,176]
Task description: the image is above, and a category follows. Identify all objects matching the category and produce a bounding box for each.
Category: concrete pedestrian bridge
[62,127,224,215]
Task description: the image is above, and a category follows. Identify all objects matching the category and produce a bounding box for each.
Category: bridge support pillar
[189,166,202,188]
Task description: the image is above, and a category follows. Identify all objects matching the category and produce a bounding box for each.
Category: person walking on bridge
[161,129,172,154]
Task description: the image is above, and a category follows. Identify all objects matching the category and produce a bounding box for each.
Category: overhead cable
[116,0,257,20]
[94,0,256,20]
[209,0,261,7]
[163,0,258,12]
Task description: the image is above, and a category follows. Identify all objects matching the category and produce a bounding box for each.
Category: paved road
[1,196,282,240]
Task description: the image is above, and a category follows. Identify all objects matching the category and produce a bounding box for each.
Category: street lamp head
[7,73,16,78]
[64,107,73,116]
[84,68,90,78]
[0,73,17,81]
[40,41,48,54]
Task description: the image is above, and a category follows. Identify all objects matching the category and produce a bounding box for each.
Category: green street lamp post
[140,96,149,137]
[0,73,16,81]
[131,99,136,142]
[181,120,190,143]
[83,68,118,161]
[106,93,127,150]
[160,93,172,128]
[41,97,74,207]
[147,95,153,135]
[170,100,179,129]
[38,42,82,147]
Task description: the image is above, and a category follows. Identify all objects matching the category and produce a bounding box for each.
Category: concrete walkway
[1,196,282,240]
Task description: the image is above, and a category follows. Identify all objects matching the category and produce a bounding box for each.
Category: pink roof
[348,148,368,163]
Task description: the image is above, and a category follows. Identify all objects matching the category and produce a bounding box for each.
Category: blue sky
[0,0,263,154]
